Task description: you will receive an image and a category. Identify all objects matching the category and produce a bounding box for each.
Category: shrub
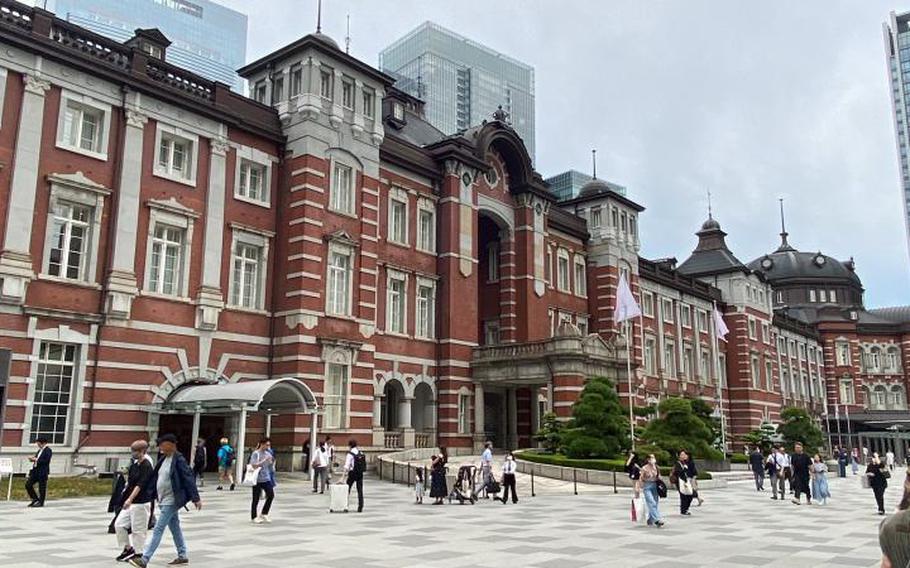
[560,376,629,459]
[778,406,824,451]
[534,412,564,453]
[638,397,723,461]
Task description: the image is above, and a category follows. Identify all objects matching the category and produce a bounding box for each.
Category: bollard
[531,469,536,497]
[573,468,578,495]
[379,458,383,480]
[613,470,617,494]
[408,462,411,486]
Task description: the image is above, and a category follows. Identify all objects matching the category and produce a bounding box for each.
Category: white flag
[713,304,729,342]
[613,274,641,324]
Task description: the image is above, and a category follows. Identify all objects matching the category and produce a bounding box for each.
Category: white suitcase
[329,483,349,513]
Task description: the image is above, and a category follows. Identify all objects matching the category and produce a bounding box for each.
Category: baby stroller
[448,465,477,504]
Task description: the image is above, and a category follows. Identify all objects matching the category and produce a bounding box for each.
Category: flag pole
[711,301,727,455]
[626,319,635,451]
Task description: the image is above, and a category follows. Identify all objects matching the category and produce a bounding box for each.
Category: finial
[316,0,322,33]
[345,14,351,54]
[707,188,713,220]
[776,197,793,252]
[492,105,509,123]
[592,149,597,179]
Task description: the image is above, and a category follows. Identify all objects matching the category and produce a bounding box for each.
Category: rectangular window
[230,242,263,309]
[700,350,710,384]
[458,394,470,434]
[271,75,284,104]
[751,357,761,389]
[386,272,406,334]
[748,318,757,340]
[342,78,354,109]
[718,354,727,387]
[289,64,302,97]
[683,346,694,378]
[60,99,105,155]
[557,251,570,291]
[576,316,589,336]
[417,206,435,252]
[642,292,654,317]
[781,369,790,396]
[644,337,657,374]
[416,279,436,340]
[574,257,587,296]
[836,342,850,366]
[809,289,817,302]
[829,289,837,303]
[157,132,195,181]
[819,289,828,303]
[697,310,708,333]
[762,323,770,344]
[680,305,692,328]
[326,246,352,316]
[324,363,347,429]
[388,194,408,244]
[237,160,268,203]
[330,163,354,214]
[664,342,676,375]
[48,201,92,281]
[320,67,334,100]
[362,88,375,118]
[662,298,674,323]
[149,224,185,296]
[253,80,266,103]
[629,217,637,241]
[487,243,500,282]
[30,342,79,444]
[765,360,773,391]
[484,320,501,345]
[776,291,783,304]
[591,207,602,229]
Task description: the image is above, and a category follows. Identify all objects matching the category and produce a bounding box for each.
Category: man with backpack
[216,437,236,491]
[344,439,366,513]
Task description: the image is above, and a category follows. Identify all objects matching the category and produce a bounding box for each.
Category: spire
[591,148,597,179]
[707,188,713,220]
[345,14,350,54]
[316,0,322,33]
[776,197,795,252]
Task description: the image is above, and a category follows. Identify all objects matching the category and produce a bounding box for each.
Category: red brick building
[0,2,906,474]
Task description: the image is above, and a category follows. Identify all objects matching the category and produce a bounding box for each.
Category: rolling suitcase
[329,482,349,512]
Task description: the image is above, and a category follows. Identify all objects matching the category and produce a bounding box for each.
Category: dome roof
[748,249,861,285]
[701,216,721,231]
[578,177,612,198]
[309,31,339,50]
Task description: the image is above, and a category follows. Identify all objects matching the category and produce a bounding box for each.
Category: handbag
[679,479,694,496]
[656,478,668,498]
[631,496,646,524]
[861,474,871,489]
[241,465,261,487]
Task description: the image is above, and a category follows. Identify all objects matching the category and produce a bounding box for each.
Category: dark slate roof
[676,216,750,277]
[747,248,862,286]
[868,306,910,324]
[390,113,447,147]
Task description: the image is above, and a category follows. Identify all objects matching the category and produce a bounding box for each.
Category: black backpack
[351,450,366,476]
[224,447,235,467]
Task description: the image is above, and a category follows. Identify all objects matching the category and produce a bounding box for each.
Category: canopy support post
[235,406,248,484]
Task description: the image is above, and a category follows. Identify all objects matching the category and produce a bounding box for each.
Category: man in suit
[25,437,52,507]
[749,446,765,491]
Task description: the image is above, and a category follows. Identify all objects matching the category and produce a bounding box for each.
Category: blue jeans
[142,503,187,562]
[642,481,661,524]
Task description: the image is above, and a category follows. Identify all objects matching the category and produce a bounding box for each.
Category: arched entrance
[412,382,435,447]
[380,379,406,447]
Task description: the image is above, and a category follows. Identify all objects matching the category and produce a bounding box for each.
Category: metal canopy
[163,378,319,414]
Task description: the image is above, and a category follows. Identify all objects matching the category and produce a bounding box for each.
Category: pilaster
[195,136,229,330]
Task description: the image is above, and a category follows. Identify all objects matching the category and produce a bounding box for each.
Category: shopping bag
[241,465,261,487]
[679,479,694,496]
[631,496,646,524]
[861,474,871,489]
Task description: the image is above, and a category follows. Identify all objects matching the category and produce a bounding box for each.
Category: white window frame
[153,123,198,186]
[644,336,657,374]
[362,87,375,118]
[416,198,436,253]
[55,91,111,160]
[574,255,587,297]
[458,392,471,434]
[29,341,81,445]
[227,228,271,312]
[487,242,500,282]
[809,289,817,303]
[234,145,273,207]
[415,277,436,340]
[329,160,356,216]
[0,67,7,130]
[341,76,355,109]
[836,341,851,366]
[387,187,409,246]
[765,360,774,391]
[385,269,408,336]
[484,320,501,345]
[325,240,355,317]
[289,64,302,97]
[590,207,602,229]
[41,174,109,285]
[683,344,694,379]
[642,291,655,317]
[252,80,266,103]
[662,298,675,323]
[829,289,837,303]
[320,66,334,100]
[664,340,676,376]
[556,248,570,292]
[323,361,348,430]
[699,350,710,384]
[748,318,757,340]
[751,356,761,389]
[680,305,692,328]
[143,200,197,300]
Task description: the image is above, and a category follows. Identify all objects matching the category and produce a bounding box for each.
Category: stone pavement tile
[715,556,769,566]
[828,557,884,566]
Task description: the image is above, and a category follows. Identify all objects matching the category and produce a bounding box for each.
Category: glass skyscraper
[380,21,535,160]
[884,11,910,261]
[545,170,626,202]
[46,0,247,91]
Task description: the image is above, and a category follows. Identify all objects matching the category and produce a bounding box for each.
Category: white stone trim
[142,199,197,300]
[226,227,271,311]
[232,144,273,207]
[153,122,199,187]
[54,89,112,161]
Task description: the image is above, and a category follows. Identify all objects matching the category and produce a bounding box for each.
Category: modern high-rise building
[884,11,910,261]
[45,0,247,91]
[545,170,626,201]
[380,21,536,160]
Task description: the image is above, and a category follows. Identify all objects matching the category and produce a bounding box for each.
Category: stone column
[196,137,229,330]
[473,382,486,452]
[400,396,415,447]
[0,74,50,303]
[507,388,518,450]
[371,395,384,447]
[105,108,147,318]
[529,387,540,446]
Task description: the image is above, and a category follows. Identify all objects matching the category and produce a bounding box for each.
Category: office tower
[884,11,910,260]
[47,0,247,91]
[380,21,536,160]
[545,170,627,201]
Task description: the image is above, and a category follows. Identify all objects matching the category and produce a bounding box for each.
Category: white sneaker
[261,514,271,523]
[253,516,264,524]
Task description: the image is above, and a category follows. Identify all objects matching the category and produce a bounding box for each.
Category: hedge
[516,451,711,480]
[730,453,749,464]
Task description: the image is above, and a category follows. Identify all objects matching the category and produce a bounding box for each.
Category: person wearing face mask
[637,454,665,528]
[500,451,518,504]
[113,440,154,562]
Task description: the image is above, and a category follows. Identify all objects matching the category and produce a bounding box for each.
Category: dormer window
[143,43,163,59]
[393,102,405,121]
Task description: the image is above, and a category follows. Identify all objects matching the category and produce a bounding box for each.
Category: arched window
[872,385,888,410]
[867,347,882,373]
[891,385,906,410]
[886,347,901,373]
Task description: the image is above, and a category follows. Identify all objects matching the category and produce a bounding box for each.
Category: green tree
[560,376,630,459]
[742,420,781,451]
[638,397,723,460]
[689,398,721,449]
[533,412,564,453]
[778,406,824,451]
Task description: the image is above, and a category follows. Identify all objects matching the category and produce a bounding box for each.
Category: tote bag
[679,479,694,496]
[630,496,646,524]
[241,465,261,487]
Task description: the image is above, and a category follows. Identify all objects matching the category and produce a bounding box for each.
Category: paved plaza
[0,472,899,568]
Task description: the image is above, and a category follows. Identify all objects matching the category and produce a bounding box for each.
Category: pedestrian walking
[216,438,235,491]
[429,447,448,505]
[325,436,337,482]
[114,440,154,562]
[671,450,698,515]
[637,454,665,528]
[886,450,896,472]
[749,446,765,491]
[414,467,425,504]
[192,438,206,487]
[249,438,275,524]
[878,509,910,568]
[836,446,848,478]
[770,445,791,498]
[473,441,494,499]
[851,448,860,475]
[301,441,310,473]
[500,451,518,504]
[810,454,830,505]
[128,433,202,568]
[790,443,812,505]
[344,439,366,513]
[866,453,890,515]
[311,441,329,494]
[25,437,52,508]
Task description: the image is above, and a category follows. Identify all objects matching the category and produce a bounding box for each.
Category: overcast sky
[219,0,910,308]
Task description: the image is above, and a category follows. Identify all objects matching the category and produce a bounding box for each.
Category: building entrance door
[157,414,227,471]
[483,392,503,447]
